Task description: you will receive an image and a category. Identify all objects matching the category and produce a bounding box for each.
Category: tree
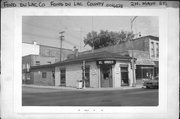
[84,30,134,49]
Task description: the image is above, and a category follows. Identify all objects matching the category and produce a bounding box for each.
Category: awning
[154,61,159,67]
[136,59,155,66]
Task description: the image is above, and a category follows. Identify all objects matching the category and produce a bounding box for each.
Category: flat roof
[55,51,131,65]
[31,51,132,69]
[133,35,159,41]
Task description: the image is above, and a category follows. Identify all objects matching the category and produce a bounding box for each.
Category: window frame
[35,61,40,65]
[151,42,155,57]
[60,68,66,85]
[42,72,47,78]
[156,43,159,58]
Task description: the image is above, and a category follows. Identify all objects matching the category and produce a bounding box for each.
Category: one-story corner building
[29,51,136,88]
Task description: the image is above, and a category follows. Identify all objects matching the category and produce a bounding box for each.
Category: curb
[22,84,143,91]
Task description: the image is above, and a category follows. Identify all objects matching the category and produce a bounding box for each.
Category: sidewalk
[22,84,143,91]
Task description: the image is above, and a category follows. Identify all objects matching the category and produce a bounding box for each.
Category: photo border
[13,8,168,114]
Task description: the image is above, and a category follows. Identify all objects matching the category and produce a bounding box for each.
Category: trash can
[77,80,83,89]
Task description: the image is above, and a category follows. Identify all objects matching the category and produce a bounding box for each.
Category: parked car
[143,76,159,89]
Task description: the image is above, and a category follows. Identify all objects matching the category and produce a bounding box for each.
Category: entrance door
[60,69,66,86]
[121,67,129,86]
[100,65,112,88]
[85,67,90,87]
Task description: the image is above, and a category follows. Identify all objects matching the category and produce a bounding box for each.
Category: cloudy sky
[22,16,158,52]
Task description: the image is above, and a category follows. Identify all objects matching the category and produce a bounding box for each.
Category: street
[22,87,158,106]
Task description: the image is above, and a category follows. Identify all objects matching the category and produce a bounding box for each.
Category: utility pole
[130,16,137,87]
[82,60,86,88]
[59,31,65,62]
[91,16,95,52]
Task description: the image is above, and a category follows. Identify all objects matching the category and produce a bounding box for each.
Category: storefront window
[136,66,154,79]
[120,66,129,86]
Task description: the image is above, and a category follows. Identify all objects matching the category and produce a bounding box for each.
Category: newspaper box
[77,80,83,89]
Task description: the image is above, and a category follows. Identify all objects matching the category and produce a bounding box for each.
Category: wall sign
[96,60,116,65]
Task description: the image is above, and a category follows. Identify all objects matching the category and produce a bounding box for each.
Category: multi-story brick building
[39,45,74,62]
[22,54,56,84]
[22,42,74,84]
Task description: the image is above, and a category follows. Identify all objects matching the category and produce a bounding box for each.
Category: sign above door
[96,60,116,65]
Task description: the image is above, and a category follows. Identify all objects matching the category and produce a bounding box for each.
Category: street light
[130,16,137,87]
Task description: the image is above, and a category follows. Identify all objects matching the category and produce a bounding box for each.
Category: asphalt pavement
[22,86,158,106]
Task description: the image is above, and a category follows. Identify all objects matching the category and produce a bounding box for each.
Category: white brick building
[30,51,135,88]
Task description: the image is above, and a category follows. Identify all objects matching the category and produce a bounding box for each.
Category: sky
[22,16,159,52]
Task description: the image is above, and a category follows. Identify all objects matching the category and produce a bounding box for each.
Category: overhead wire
[23,31,78,47]
[22,22,80,47]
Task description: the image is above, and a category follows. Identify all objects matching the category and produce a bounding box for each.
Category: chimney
[136,32,141,38]
[73,46,79,57]
[33,41,37,45]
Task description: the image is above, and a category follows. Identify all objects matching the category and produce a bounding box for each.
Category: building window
[60,69,66,86]
[151,42,155,57]
[47,61,51,64]
[156,43,159,58]
[42,72,47,78]
[36,61,40,65]
[22,64,26,69]
[120,66,129,86]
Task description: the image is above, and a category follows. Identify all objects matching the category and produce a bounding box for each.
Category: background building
[70,35,159,86]
[22,42,74,84]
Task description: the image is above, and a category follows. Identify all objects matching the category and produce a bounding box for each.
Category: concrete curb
[22,84,76,90]
[22,84,143,91]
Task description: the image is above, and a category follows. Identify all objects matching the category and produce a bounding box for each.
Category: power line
[23,20,86,49]
[23,22,82,46]
[23,32,78,47]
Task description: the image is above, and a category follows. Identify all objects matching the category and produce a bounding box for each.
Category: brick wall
[128,63,134,87]
[78,36,155,57]
[32,55,56,66]
[55,67,60,86]
[87,62,99,88]
[22,55,33,83]
[31,68,55,86]
[55,61,100,88]
[132,37,149,51]
[66,64,82,88]
[113,62,121,88]
[39,45,73,62]
[22,55,56,66]
[113,61,134,87]
[22,55,33,68]
[128,50,150,59]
